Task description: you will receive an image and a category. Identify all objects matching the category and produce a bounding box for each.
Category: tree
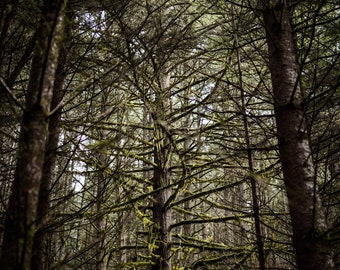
[263,0,335,269]
[0,1,68,269]
[30,6,74,270]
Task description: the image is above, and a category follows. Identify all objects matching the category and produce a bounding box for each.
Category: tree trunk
[151,73,172,270]
[30,6,72,270]
[0,0,16,70]
[151,127,172,270]
[263,1,335,269]
[0,1,67,269]
[94,88,112,270]
[234,21,266,269]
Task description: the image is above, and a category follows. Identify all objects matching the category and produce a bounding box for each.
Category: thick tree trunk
[0,1,67,269]
[263,1,335,269]
[30,7,72,270]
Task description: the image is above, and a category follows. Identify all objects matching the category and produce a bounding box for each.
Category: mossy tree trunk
[0,1,67,269]
[151,72,173,270]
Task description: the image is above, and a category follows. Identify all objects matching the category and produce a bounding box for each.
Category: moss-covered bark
[151,73,173,270]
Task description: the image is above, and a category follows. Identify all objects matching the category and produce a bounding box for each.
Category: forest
[0,0,339,269]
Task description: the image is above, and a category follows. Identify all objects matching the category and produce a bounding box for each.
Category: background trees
[0,0,339,269]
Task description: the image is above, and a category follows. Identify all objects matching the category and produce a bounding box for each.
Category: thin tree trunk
[233,20,266,269]
[151,73,172,270]
[95,168,107,270]
[94,88,112,270]
[0,1,67,269]
[182,86,194,265]
[263,1,335,269]
[152,126,172,270]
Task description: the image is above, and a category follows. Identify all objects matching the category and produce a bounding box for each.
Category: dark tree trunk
[94,88,112,270]
[263,1,335,269]
[0,1,67,269]
[234,22,266,269]
[0,0,16,69]
[30,6,72,270]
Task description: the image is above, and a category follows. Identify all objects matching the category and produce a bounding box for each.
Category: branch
[0,77,25,112]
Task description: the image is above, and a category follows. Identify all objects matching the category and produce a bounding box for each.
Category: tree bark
[151,73,172,270]
[0,1,67,269]
[234,20,266,269]
[263,1,335,269]
[151,124,172,270]
[30,5,72,270]
[94,88,112,270]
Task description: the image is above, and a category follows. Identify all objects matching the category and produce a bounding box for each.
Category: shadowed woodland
[0,0,339,269]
